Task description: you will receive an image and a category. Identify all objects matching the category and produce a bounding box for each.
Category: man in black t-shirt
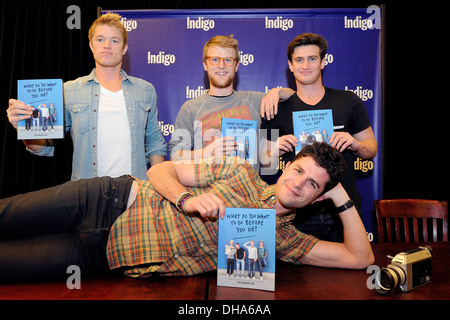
[261,33,377,242]
[235,243,246,278]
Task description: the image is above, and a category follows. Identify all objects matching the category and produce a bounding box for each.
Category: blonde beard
[210,74,234,89]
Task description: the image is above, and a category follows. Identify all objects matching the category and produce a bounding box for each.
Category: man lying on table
[0,142,374,281]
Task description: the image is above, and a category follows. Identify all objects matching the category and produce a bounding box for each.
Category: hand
[7,99,33,130]
[320,183,350,207]
[275,134,298,156]
[183,193,226,219]
[260,88,281,120]
[203,136,237,157]
[330,132,360,153]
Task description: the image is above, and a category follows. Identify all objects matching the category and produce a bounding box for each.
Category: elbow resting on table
[337,244,375,270]
[350,250,375,270]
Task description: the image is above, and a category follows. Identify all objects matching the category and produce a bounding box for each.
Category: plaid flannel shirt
[106,156,318,278]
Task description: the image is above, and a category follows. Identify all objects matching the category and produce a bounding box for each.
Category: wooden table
[1,242,449,300]
[209,242,450,300]
[0,272,208,300]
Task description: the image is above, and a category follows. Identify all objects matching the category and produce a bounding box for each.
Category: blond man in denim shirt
[7,13,166,180]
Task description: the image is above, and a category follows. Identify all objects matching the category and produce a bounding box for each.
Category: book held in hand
[217,207,276,291]
[17,79,64,140]
[221,117,257,165]
[292,109,334,154]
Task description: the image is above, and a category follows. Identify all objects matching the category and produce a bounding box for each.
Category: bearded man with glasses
[169,35,294,172]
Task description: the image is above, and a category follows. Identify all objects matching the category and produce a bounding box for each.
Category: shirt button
[174,254,179,259]
[199,243,204,248]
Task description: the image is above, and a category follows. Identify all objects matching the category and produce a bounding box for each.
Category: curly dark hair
[292,142,345,194]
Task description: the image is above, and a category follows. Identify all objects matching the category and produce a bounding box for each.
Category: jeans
[0,176,134,281]
[257,258,266,276]
[236,259,245,277]
[248,259,256,278]
[226,258,234,275]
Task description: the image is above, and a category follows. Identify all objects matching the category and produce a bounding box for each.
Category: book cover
[17,79,64,140]
[292,109,334,154]
[217,207,276,291]
[221,117,257,165]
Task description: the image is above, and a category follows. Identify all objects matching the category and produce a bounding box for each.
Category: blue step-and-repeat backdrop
[103,8,383,240]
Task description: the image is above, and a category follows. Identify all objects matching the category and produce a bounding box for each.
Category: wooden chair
[374,199,448,243]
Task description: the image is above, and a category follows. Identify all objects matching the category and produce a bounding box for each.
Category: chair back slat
[374,199,448,243]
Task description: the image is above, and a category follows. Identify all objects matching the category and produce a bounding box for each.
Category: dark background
[0,1,447,205]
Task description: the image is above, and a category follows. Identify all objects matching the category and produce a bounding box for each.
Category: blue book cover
[221,117,257,165]
[17,79,64,140]
[217,207,276,291]
[292,109,334,154]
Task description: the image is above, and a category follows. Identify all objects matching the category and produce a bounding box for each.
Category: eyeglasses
[205,56,237,66]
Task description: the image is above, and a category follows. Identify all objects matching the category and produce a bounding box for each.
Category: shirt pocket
[136,102,151,129]
[67,104,90,133]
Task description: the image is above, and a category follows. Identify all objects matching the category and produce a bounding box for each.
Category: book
[292,109,334,154]
[217,207,276,291]
[221,117,257,165]
[17,79,64,140]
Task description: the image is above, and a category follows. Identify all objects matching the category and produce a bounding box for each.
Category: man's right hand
[275,134,298,156]
[7,99,46,152]
[203,136,237,158]
[183,193,226,219]
[7,99,33,130]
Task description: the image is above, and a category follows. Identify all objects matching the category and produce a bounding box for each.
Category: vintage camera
[375,246,432,294]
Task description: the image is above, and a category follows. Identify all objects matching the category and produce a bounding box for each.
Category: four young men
[3,13,377,281]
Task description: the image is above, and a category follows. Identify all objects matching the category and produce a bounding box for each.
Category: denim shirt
[30,69,167,180]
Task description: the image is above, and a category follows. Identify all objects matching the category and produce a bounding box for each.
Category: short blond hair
[88,13,128,45]
[202,35,240,63]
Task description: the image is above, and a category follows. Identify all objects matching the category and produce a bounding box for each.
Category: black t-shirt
[261,87,372,209]
[32,108,40,118]
[236,247,245,260]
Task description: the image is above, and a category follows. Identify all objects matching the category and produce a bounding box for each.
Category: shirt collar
[259,185,277,207]
[86,68,131,83]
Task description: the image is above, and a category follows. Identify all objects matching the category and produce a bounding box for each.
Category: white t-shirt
[97,86,131,177]
[244,244,258,260]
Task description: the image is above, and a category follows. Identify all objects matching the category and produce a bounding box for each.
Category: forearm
[278,87,295,101]
[330,187,374,268]
[353,138,377,160]
[338,205,373,266]
[171,137,236,162]
[259,139,277,168]
[147,161,193,204]
[304,184,374,269]
[148,154,166,167]
[352,127,377,159]
[24,139,46,152]
[171,149,202,162]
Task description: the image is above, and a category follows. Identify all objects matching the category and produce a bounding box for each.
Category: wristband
[335,199,354,214]
[175,191,193,213]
